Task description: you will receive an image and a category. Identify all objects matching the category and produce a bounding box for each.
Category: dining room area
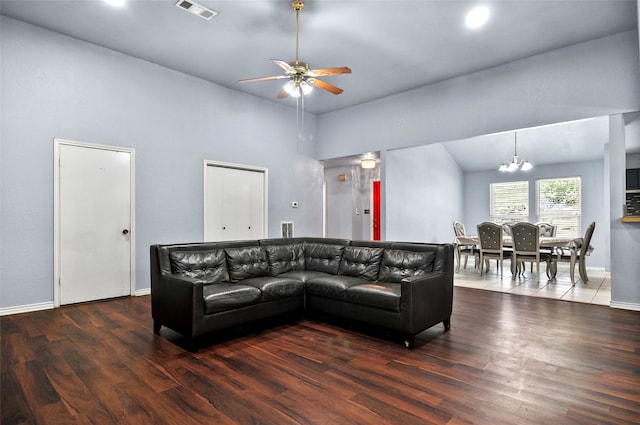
[452,220,611,306]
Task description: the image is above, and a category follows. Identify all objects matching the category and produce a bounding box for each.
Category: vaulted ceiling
[1,0,636,115]
[1,0,638,170]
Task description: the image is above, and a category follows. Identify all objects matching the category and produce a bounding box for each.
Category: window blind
[536,177,581,238]
[490,181,529,223]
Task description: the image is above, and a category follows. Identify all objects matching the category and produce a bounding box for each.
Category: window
[536,177,581,237]
[490,181,529,223]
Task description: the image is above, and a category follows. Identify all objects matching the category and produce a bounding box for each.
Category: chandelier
[499,132,532,172]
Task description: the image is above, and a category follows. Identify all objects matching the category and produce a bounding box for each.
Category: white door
[56,141,134,305]
[204,161,267,241]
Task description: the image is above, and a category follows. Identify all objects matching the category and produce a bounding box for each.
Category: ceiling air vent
[175,0,218,21]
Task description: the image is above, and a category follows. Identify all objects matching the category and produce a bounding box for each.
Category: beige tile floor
[454,257,611,306]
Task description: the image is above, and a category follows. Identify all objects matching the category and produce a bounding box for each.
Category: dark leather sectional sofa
[150,237,454,348]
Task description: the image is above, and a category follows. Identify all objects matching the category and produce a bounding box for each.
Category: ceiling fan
[238,0,351,99]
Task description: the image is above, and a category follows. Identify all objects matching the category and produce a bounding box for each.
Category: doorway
[54,139,135,306]
[372,180,381,240]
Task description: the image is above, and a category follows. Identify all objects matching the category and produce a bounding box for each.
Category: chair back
[510,222,540,254]
[536,222,557,237]
[580,222,596,256]
[477,222,504,252]
[501,221,517,236]
[453,221,466,237]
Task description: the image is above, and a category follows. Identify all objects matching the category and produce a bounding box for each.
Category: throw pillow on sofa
[225,246,270,282]
[169,249,229,283]
[264,243,305,276]
[338,246,385,280]
[378,249,435,283]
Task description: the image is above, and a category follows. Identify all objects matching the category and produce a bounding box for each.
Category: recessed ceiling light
[104,0,126,7]
[465,5,490,29]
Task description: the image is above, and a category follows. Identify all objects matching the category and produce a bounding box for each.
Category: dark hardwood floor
[2,288,639,425]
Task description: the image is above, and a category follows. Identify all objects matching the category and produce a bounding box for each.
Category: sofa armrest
[400,271,453,334]
[151,272,205,336]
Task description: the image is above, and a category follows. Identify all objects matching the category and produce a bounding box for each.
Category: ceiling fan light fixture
[300,80,313,95]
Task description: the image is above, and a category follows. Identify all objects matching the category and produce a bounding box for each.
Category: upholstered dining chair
[453,221,477,271]
[535,222,557,237]
[531,222,557,271]
[476,222,505,277]
[548,222,596,285]
[509,222,549,281]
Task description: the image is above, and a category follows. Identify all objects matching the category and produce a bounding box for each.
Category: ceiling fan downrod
[293,0,304,66]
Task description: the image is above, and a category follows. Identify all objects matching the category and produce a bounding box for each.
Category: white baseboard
[0,290,149,316]
[609,301,640,311]
[0,301,55,316]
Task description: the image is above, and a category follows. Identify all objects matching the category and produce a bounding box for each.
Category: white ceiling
[1,0,638,170]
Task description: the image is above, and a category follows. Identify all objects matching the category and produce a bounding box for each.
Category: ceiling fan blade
[308,67,352,77]
[271,59,295,73]
[308,78,344,95]
[277,89,289,99]
[238,75,289,83]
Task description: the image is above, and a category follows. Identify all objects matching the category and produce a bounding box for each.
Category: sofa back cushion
[338,246,384,280]
[378,249,435,283]
[225,246,270,282]
[169,249,229,283]
[304,242,345,274]
[264,243,305,276]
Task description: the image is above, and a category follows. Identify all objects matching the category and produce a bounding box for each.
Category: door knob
[122,229,129,235]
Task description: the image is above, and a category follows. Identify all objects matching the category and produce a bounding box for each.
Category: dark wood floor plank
[2,288,639,425]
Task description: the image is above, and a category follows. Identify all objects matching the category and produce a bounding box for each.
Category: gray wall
[463,160,607,269]
[385,143,464,244]
[609,114,640,308]
[0,17,323,309]
[317,30,640,160]
[324,166,353,239]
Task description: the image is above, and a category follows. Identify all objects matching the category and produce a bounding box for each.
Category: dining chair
[532,222,557,271]
[501,222,517,237]
[453,221,478,271]
[548,222,596,285]
[535,222,557,237]
[509,222,550,281]
[476,222,505,277]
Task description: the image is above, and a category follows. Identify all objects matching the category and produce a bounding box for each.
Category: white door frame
[53,138,136,308]
[203,160,268,240]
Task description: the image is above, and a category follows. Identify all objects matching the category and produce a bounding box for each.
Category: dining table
[454,235,590,280]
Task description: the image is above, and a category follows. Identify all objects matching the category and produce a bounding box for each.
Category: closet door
[204,162,267,241]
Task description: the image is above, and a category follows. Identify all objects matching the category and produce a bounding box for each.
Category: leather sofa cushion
[345,282,401,312]
[203,283,262,314]
[338,246,384,280]
[264,243,305,276]
[306,275,365,300]
[169,249,229,283]
[304,242,345,274]
[241,276,305,301]
[378,249,434,283]
[278,270,331,283]
[225,246,270,282]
